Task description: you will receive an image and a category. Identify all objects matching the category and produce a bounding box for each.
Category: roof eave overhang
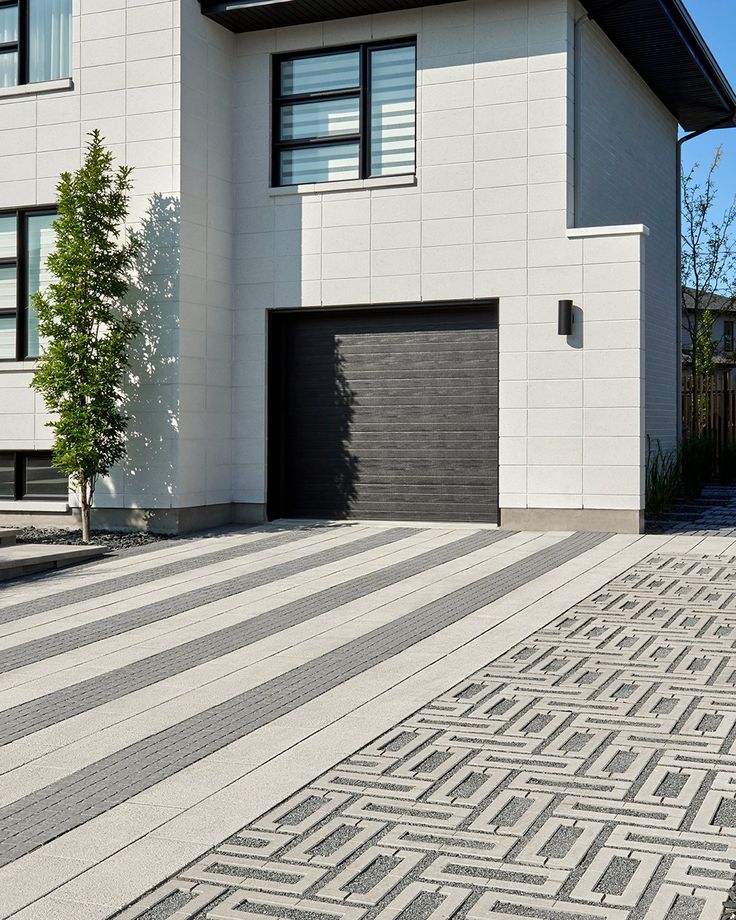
[584,0,735,132]
[198,0,736,132]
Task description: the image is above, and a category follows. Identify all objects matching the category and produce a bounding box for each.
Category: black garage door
[267,302,499,522]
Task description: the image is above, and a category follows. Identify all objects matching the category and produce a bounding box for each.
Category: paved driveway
[1,501,736,919]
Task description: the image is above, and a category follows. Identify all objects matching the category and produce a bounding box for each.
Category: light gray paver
[0,531,603,868]
[0,545,110,582]
[0,529,511,745]
[0,527,418,674]
[0,528,314,625]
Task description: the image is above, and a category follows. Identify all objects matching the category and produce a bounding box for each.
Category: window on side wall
[725,320,735,353]
[0,0,72,89]
[0,208,56,361]
[0,451,67,501]
[272,39,417,187]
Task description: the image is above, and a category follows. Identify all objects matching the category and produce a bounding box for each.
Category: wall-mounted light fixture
[558,299,573,336]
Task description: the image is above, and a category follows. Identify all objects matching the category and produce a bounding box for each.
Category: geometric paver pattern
[112,546,736,920]
[648,484,736,538]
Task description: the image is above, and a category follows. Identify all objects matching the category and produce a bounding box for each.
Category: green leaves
[31,130,141,523]
[682,148,736,438]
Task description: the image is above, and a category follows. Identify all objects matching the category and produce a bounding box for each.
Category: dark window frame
[0,0,28,87]
[0,205,56,362]
[271,37,417,188]
[0,450,67,501]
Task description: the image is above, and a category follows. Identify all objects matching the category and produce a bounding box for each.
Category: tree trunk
[80,474,91,544]
[691,304,700,437]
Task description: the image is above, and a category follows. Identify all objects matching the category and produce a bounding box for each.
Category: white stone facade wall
[0,0,679,526]
[90,0,184,512]
[231,0,663,519]
[0,0,237,521]
[0,0,183,511]
[176,0,235,512]
[575,15,678,454]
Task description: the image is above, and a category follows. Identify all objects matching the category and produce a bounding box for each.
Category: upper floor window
[0,0,71,88]
[272,40,416,187]
[0,208,56,361]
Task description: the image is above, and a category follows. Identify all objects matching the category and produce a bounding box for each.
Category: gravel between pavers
[15,526,175,550]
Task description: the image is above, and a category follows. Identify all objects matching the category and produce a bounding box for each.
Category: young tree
[681,147,736,434]
[31,131,142,543]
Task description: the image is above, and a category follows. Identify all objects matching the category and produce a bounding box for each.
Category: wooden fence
[682,373,736,449]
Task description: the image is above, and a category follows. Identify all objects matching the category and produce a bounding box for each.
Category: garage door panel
[291,504,497,522]
[289,410,497,425]
[290,372,498,386]
[288,449,498,464]
[290,388,499,402]
[309,432,498,444]
[289,393,497,404]
[290,440,498,458]
[290,401,498,416]
[293,488,497,505]
[291,446,494,459]
[291,419,498,432]
[293,351,494,368]
[293,473,497,489]
[292,453,497,464]
[292,318,491,338]
[291,445,498,459]
[294,335,493,353]
[296,337,495,350]
[269,304,499,522]
[292,505,497,524]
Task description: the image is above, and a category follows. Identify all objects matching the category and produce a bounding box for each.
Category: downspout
[677,115,735,440]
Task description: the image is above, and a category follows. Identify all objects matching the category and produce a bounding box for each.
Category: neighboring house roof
[683,288,736,314]
[198,0,736,133]
[683,353,736,367]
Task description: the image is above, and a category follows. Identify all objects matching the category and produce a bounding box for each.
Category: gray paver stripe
[0,530,511,746]
[0,529,320,627]
[0,531,606,866]
[0,528,420,676]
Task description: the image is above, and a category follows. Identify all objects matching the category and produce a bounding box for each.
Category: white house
[0,0,734,534]
[682,288,736,377]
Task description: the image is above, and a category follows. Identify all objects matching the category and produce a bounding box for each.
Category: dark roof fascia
[199,0,463,32]
[198,0,736,132]
[583,0,736,131]
[664,0,735,120]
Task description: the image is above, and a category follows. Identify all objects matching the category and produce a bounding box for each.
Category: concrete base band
[500,507,644,534]
[90,503,267,533]
[0,503,267,533]
[0,504,644,535]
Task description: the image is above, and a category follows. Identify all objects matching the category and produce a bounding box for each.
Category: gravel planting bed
[15,527,175,550]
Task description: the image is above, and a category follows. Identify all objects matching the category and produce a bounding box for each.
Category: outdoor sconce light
[558,299,574,336]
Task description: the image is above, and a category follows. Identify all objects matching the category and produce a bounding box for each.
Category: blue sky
[682,0,736,215]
